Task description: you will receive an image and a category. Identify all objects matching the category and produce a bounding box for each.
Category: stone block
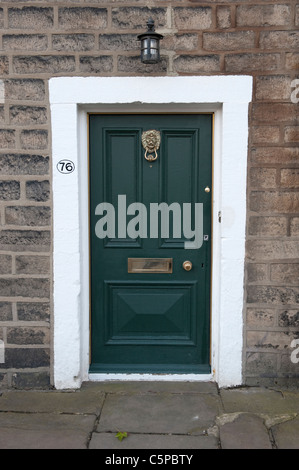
[5,206,51,227]
[260,31,299,50]
[251,103,297,123]
[173,7,212,30]
[8,7,54,30]
[11,372,50,390]
[17,302,50,322]
[79,56,113,73]
[5,79,45,101]
[247,263,268,282]
[247,285,299,306]
[248,216,287,236]
[3,35,48,51]
[0,130,16,149]
[112,7,166,30]
[0,57,9,76]
[16,255,50,275]
[281,169,299,188]
[236,4,291,27]
[0,230,50,252]
[2,348,50,369]
[278,310,299,328]
[0,255,12,274]
[250,168,276,188]
[284,126,299,143]
[290,217,299,235]
[0,181,20,201]
[256,75,292,101]
[10,106,47,125]
[225,53,279,73]
[246,308,275,328]
[7,327,50,345]
[13,56,76,74]
[161,34,199,52]
[0,302,12,321]
[286,52,299,70]
[0,155,49,176]
[52,34,95,52]
[58,7,107,30]
[270,264,299,284]
[250,191,299,213]
[203,31,255,51]
[26,180,50,202]
[251,147,299,164]
[20,130,48,150]
[99,34,139,52]
[252,126,280,144]
[216,6,231,29]
[173,55,220,73]
[247,240,299,261]
[0,278,50,298]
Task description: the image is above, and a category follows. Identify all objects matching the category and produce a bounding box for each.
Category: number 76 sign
[57,159,75,174]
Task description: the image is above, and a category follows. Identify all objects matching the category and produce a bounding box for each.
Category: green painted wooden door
[89,114,212,373]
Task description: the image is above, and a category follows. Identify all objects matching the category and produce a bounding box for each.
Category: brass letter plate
[128,258,173,274]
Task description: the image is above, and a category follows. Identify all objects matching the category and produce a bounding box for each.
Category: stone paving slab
[97,392,221,435]
[272,416,299,449]
[0,388,105,415]
[0,412,96,449]
[90,432,219,449]
[220,387,299,416]
[218,413,272,449]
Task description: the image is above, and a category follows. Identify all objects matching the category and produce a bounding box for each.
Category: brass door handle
[183,261,192,271]
[205,186,211,193]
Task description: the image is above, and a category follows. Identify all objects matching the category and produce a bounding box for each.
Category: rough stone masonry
[0,0,298,389]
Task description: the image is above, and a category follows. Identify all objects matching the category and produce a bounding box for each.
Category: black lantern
[137,18,163,64]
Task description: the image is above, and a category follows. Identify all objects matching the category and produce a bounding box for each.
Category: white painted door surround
[49,76,252,389]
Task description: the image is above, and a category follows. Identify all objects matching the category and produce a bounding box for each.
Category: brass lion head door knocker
[142,130,161,162]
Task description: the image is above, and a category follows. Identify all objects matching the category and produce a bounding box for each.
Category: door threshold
[89,373,213,382]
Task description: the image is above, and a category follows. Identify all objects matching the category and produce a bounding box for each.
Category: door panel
[89,114,212,374]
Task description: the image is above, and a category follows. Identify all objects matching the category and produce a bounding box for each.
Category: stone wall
[0,0,298,389]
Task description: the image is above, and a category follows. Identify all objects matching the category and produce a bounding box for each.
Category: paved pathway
[0,382,299,449]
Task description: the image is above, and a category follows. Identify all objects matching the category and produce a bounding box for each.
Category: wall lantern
[137,18,164,64]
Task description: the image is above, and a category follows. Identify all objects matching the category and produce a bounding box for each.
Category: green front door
[89,114,212,374]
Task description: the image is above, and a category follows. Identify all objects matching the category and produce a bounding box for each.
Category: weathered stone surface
[7,327,50,345]
[247,285,299,306]
[58,7,108,30]
[2,348,50,369]
[0,181,20,201]
[219,414,272,449]
[9,106,47,125]
[0,230,50,252]
[8,7,54,30]
[112,7,166,29]
[79,56,113,73]
[3,34,48,51]
[0,155,49,176]
[5,206,51,226]
[16,255,50,274]
[5,79,45,101]
[0,302,12,321]
[17,302,50,322]
[52,34,95,51]
[0,255,12,274]
[0,278,50,298]
[25,180,50,201]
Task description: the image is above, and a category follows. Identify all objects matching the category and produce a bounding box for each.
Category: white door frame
[49,76,252,389]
